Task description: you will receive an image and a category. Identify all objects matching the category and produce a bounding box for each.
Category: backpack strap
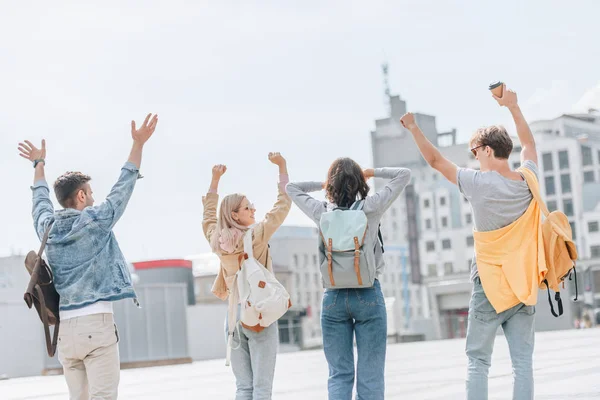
[350,200,365,211]
[327,238,335,286]
[35,284,60,356]
[242,228,254,259]
[518,167,550,217]
[377,225,385,254]
[569,264,579,301]
[543,278,564,317]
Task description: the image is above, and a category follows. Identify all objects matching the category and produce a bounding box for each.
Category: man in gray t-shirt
[458,160,539,282]
[401,84,538,400]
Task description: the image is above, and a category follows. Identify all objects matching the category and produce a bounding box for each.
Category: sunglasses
[470,144,487,157]
[236,202,256,212]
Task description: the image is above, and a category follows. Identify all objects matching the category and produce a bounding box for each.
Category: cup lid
[489,81,503,90]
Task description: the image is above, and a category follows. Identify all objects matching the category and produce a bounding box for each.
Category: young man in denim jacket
[19,113,158,400]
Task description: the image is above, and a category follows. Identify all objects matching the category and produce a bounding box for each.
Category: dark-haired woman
[286,158,411,400]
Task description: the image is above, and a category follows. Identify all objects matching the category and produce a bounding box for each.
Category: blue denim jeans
[466,278,535,400]
[225,317,278,400]
[321,279,387,400]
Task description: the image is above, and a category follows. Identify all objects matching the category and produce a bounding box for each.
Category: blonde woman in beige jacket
[202,152,291,400]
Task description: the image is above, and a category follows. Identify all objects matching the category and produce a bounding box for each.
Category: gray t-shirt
[457,160,539,281]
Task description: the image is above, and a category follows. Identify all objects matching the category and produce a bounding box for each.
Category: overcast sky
[2,1,599,261]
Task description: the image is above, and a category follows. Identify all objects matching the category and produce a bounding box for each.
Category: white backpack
[225,228,291,366]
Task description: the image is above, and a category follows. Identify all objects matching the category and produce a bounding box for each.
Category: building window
[293,255,299,267]
[589,221,599,233]
[313,255,318,266]
[424,199,430,208]
[442,239,452,250]
[512,162,520,170]
[441,217,448,228]
[545,176,555,196]
[303,254,309,267]
[426,241,435,252]
[582,146,593,166]
[513,146,522,153]
[444,262,453,275]
[591,245,600,258]
[306,292,312,304]
[561,174,572,194]
[440,197,446,206]
[547,201,558,212]
[466,236,474,247]
[563,199,574,217]
[467,259,472,269]
[542,153,553,171]
[427,264,437,277]
[466,214,472,224]
[584,171,595,183]
[570,222,576,240]
[558,150,569,169]
[425,219,432,230]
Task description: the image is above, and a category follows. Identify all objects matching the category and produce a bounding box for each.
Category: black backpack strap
[544,279,564,317]
[569,266,579,302]
[378,225,385,254]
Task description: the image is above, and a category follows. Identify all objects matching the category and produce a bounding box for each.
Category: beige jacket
[202,185,291,302]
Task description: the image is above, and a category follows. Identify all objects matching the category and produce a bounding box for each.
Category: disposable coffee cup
[489,81,503,97]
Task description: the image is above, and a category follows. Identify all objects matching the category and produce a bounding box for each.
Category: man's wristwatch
[33,159,45,168]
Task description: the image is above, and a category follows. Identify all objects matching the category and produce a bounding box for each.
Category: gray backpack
[319,201,377,289]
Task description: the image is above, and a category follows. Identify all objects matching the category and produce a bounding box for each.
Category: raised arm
[254,153,292,243]
[401,112,458,185]
[285,181,326,224]
[492,85,538,165]
[92,113,158,231]
[202,164,226,242]
[363,167,412,214]
[19,139,54,239]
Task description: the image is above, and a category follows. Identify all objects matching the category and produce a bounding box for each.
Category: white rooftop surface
[2,328,599,399]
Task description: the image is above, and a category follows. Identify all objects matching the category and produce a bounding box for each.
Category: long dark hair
[325,158,369,208]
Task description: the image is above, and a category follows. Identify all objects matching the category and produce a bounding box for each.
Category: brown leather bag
[24,223,61,357]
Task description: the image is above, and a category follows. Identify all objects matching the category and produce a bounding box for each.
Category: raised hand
[18,140,46,163]
[131,113,159,144]
[492,84,518,108]
[400,112,417,129]
[212,164,227,180]
[363,168,375,180]
[268,152,286,166]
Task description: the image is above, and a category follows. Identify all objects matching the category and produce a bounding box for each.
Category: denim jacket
[31,162,140,311]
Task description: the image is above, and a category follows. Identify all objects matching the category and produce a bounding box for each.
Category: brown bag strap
[353,237,363,286]
[518,167,550,217]
[35,284,60,356]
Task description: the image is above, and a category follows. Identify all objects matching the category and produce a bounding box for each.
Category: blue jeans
[225,318,278,400]
[321,279,387,400]
[466,278,535,400]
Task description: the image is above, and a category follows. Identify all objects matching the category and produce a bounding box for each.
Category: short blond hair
[469,125,513,159]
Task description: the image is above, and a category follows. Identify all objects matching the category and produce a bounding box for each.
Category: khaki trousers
[57,313,120,400]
